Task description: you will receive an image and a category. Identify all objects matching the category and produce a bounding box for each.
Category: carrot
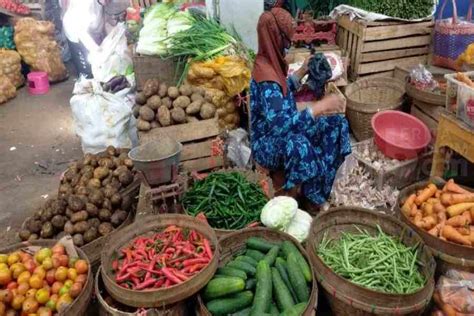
[426,198,439,205]
[428,224,442,237]
[409,204,419,217]
[433,202,446,214]
[445,179,471,194]
[469,231,474,244]
[401,193,416,216]
[422,202,434,216]
[446,202,474,217]
[435,190,442,198]
[415,184,438,206]
[441,225,472,246]
[441,193,474,206]
[446,211,472,227]
[457,227,471,236]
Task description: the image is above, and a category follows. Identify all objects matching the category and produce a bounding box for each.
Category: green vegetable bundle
[182,172,268,230]
[346,0,434,20]
[202,237,313,315]
[0,26,15,50]
[317,226,426,294]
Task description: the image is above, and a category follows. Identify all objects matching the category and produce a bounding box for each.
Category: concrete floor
[0,78,82,244]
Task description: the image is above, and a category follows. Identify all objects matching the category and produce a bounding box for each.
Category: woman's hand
[294,55,312,82]
[311,94,345,116]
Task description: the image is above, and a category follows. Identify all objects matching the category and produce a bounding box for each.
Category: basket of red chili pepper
[100,214,219,308]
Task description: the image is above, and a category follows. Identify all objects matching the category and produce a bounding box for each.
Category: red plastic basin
[371,110,431,160]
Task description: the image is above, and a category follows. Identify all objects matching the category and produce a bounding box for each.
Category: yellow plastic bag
[188,56,251,97]
[0,49,24,88]
[457,44,474,70]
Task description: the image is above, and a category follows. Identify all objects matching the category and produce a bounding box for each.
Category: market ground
[0,77,82,245]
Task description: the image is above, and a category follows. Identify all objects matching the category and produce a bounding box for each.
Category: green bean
[317,225,426,294]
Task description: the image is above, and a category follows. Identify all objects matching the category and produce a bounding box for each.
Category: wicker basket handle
[438,0,459,24]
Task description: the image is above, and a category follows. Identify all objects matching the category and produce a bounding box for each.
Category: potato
[51,199,67,215]
[28,234,39,241]
[88,190,103,207]
[179,84,193,96]
[94,167,109,180]
[87,178,101,189]
[118,170,134,186]
[19,230,31,241]
[111,210,127,227]
[186,116,199,123]
[87,218,101,229]
[41,209,53,222]
[110,177,122,190]
[71,211,88,224]
[64,168,77,182]
[83,153,93,166]
[123,158,133,168]
[110,193,122,207]
[150,121,160,129]
[51,215,66,229]
[225,101,236,113]
[64,221,75,235]
[216,108,226,118]
[40,222,54,238]
[81,165,94,175]
[85,203,99,217]
[107,146,117,157]
[224,113,237,124]
[73,221,88,234]
[102,198,112,211]
[167,86,179,99]
[173,96,191,109]
[68,195,85,212]
[59,183,73,195]
[98,222,114,236]
[103,184,118,198]
[99,209,112,221]
[192,86,206,95]
[158,83,168,97]
[143,79,160,97]
[157,106,172,127]
[161,97,172,109]
[84,227,98,243]
[191,93,204,102]
[200,102,217,119]
[135,92,147,105]
[90,157,98,167]
[121,195,132,212]
[171,107,186,124]
[146,95,162,110]
[137,119,151,132]
[186,100,203,115]
[73,234,84,247]
[70,174,81,187]
[139,106,155,122]
[98,158,114,169]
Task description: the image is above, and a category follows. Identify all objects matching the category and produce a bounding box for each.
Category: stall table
[431,111,474,177]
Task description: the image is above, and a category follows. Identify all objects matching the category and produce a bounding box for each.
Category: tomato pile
[0,0,30,15]
[0,244,88,315]
[112,225,213,290]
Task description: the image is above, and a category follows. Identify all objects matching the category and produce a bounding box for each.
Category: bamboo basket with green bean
[182,172,268,230]
[317,225,426,294]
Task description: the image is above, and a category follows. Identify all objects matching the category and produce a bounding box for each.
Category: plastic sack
[0,75,16,104]
[0,49,24,88]
[434,270,474,314]
[14,18,67,82]
[187,55,251,97]
[90,23,134,84]
[70,77,135,154]
[225,128,251,168]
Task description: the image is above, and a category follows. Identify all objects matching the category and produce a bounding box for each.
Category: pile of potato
[19,146,135,247]
[133,79,218,131]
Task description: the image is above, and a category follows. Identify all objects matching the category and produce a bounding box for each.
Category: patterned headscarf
[252,7,294,96]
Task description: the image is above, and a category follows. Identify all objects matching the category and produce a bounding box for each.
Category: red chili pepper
[116,272,131,282]
[183,258,209,267]
[172,269,189,281]
[196,212,209,224]
[154,278,165,288]
[246,221,260,228]
[189,263,207,273]
[135,278,157,290]
[164,225,180,233]
[164,279,171,287]
[162,267,182,284]
[122,248,133,263]
[144,258,156,280]
[182,249,198,257]
[112,260,119,271]
[203,239,213,258]
[168,255,191,265]
[131,276,140,286]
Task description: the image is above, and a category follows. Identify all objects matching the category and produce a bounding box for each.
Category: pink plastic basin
[371,110,431,160]
[27,71,49,95]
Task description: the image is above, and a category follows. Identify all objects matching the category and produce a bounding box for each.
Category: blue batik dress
[250,77,351,204]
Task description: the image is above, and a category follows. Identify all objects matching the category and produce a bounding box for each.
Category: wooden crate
[138,118,224,172]
[337,16,434,80]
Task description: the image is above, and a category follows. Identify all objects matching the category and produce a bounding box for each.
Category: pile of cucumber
[202,237,313,316]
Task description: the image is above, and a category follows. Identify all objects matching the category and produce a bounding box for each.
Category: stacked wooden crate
[139,118,224,172]
[337,16,434,80]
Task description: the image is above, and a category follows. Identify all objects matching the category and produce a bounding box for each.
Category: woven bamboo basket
[0,240,93,315]
[196,227,318,316]
[101,214,219,308]
[345,77,405,141]
[183,168,274,238]
[406,83,446,107]
[397,179,474,275]
[307,207,435,315]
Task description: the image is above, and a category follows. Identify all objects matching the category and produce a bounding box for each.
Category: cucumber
[203,277,246,300]
[245,249,266,261]
[246,237,278,252]
[286,253,309,303]
[275,258,298,302]
[271,268,295,311]
[279,303,307,316]
[227,260,256,276]
[245,278,257,290]
[231,307,251,316]
[269,304,280,315]
[217,267,248,280]
[206,291,254,315]
[235,255,258,266]
[250,260,272,315]
[281,241,312,282]
[264,246,280,266]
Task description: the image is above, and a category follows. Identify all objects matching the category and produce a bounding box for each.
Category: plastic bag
[434,269,474,314]
[0,75,16,104]
[225,128,251,168]
[14,18,67,82]
[90,23,134,84]
[0,49,24,88]
[70,77,136,153]
[409,64,438,91]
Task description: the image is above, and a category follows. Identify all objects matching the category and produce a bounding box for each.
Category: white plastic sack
[70,78,135,154]
[90,23,133,84]
[330,4,436,22]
